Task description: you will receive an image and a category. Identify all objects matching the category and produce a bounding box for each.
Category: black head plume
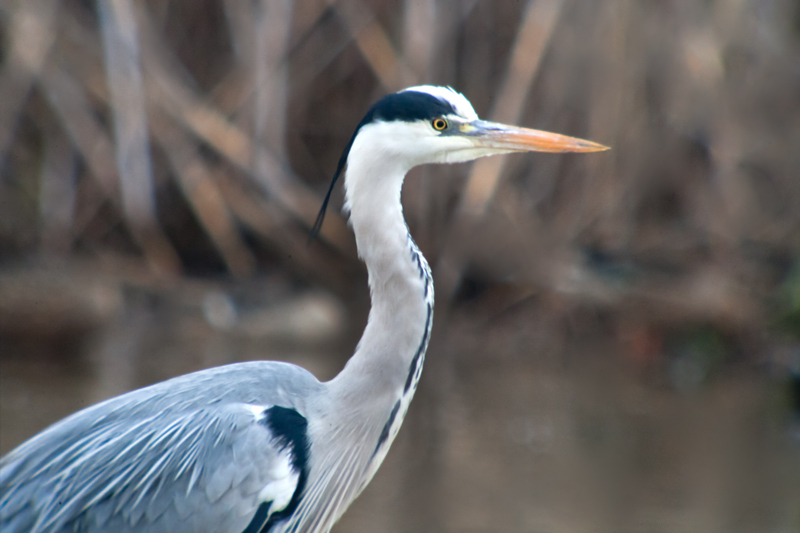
[307,138,351,244]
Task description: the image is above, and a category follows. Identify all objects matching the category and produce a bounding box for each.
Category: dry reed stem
[435,0,564,306]
[0,0,796,329]
[331,0,416,91]
[149,113,256,278]
[0,0,59,163]
[462,0,563,214]
[98,0,181,275]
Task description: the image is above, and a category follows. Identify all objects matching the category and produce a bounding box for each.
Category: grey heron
[0,85,607,532]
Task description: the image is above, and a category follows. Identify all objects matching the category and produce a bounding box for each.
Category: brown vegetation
[1,1,799,531]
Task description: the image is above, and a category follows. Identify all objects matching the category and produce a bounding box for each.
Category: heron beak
[462,120,609,153]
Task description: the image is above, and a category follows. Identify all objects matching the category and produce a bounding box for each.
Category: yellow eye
[431,118,448,131]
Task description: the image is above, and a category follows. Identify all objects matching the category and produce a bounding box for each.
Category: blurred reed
[1,2,800,530]
[0,1,796,327]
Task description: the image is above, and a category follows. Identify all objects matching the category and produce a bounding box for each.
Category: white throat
[334,127,434,394]
[314,119,436,529]
[325,122,434,465]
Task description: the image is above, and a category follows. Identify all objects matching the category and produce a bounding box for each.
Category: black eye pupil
[434,119,446,130]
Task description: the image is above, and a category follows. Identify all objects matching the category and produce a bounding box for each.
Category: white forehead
[400,85,479,121]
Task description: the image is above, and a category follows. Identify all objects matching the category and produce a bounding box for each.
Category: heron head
[346,85,608,166]
[310,85,608,240]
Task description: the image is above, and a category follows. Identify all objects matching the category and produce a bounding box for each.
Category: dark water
[1,276,798,532]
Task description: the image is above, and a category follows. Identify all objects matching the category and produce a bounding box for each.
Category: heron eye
[431,118,448,131]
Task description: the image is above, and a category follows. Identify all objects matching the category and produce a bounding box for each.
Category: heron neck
[328,159,433,408]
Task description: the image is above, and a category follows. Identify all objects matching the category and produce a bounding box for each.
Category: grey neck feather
[299,134,436,530]
[327,154,433,412]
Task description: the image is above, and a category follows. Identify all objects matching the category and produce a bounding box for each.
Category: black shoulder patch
[308,90,457,243]
[263,406,310,474]
[244,406,310,532]
[241,502,271,533]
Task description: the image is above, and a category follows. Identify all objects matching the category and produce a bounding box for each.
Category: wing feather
[2,404,290,532]
[1,361,321,533]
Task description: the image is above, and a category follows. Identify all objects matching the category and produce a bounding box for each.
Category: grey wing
[0,402,304,533]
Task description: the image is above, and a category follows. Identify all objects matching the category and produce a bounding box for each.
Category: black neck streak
[373,234,434,458]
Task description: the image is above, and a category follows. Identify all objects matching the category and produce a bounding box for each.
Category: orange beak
[464,120,609,153]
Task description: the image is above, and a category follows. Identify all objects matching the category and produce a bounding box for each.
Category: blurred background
[1,0,799,531]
